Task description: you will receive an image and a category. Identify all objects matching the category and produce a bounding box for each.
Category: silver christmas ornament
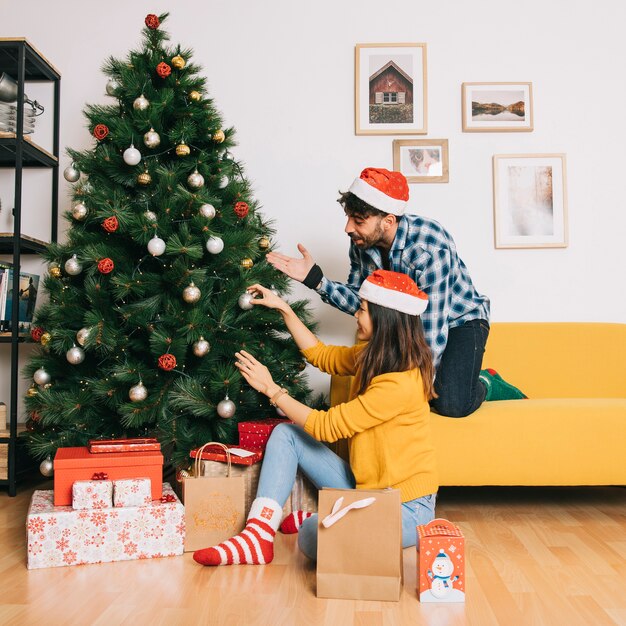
[187,169,205,189]
[199,203,216,219]
[63,163,80,182]
[133,94,150,111]
[76,327,91,346]
[66,344,85,365]
[238,292,255,310]
[105,78,120,96]
[129,382,148,402]
[64,254,82,276]
[206,236,224,255]
[71,202,88,221]
[192,337,210,357]
[218,175,230,189]
[143,128,160,149]
[183,282,201,303]
[33,367,51,386]
[144,210,157,222]
[40,456,54,477]
[217,395,236,419]
[123,144,142,166]
[147,235,166,256]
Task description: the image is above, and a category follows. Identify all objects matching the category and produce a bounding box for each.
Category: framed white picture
[355,43,427,135]
[463,82,533,132]
[393,139,448,183]
[493,154,568,249]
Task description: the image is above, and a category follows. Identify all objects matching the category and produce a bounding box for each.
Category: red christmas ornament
[30,326,44,342]
[93,124,109,141]
[97,258,115,274]
[156,62,172,78]
[234,201,249,218]
[158,353,177,371]
[145,14,160,29]
[102,216,119,233]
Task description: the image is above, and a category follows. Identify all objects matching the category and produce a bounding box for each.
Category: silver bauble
[217,396,236,419]
[71,202,88,221]
[105,78,120,96]
[206,236,224,255]
[129,382,148,402]
[218,175,230,189]
[147,235,166,256]
[143,128,160,149]
[40,456,54,477]
[33,367,51,386]
[64,255,82,276]
[183,282,201,303]
[238,292,255,310]
[199,203,216,219]
[144,210,157,222]
[76,327,91,346]
[133,94,150,111]
[192,337,210,357]
[66,345,85,365]
[123,144,142,166]
[63,164,80,182]
[187,170,205,189]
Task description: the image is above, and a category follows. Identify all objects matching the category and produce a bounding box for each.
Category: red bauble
[158,353,177,371]
[234,201,249,218]
[145,14,160,29]
[93,124,109,140]
[102,216,119,233]
[30,326,44,342]
[156,62,172,78]
[97,258,115,274]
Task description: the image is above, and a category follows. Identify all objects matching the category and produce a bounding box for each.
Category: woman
[193,269,438,567]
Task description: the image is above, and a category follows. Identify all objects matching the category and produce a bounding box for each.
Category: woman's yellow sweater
[301,341,438,502]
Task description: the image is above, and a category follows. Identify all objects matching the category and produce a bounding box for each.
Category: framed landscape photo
[462,82,533,132]
[393,139,448,183]
[493,154,568,249]
[355,43,427,135]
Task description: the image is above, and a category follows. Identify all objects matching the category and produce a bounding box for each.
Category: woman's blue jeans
[256,423,437,560]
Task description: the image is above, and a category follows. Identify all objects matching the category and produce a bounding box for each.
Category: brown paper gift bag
[317,488,402,601]
[183,442,246,552]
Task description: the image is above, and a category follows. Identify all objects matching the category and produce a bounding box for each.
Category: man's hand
[266,243,315,282]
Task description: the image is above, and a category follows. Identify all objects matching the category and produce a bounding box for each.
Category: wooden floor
[1,478,625,626]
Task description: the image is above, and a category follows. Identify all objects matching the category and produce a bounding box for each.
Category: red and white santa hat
[358,269,428,316]
[348,167,409,216]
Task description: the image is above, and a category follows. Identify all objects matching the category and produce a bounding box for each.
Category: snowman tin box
[417,518,465,602]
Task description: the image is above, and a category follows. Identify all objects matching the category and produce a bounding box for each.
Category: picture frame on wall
[462,82,533,132]
[493,154,568,249]
[355,43,427,135]
[393,139,448,183]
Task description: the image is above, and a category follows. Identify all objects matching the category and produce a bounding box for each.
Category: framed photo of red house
[355,43,427,135]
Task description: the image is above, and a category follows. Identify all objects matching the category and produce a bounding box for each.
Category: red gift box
[88,437,161,453]
[237,418,290,450]
[54,447,163,506]
[190,444,263,466]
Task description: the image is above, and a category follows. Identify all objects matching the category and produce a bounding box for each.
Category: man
[267,167,524,416]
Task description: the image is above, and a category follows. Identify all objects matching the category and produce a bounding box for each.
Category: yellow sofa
[329,323,626,486]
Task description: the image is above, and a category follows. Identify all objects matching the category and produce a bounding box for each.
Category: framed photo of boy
[462,82,533,132]
[393,139,449,183]
[355,43,427,135]
[493,154,568,249]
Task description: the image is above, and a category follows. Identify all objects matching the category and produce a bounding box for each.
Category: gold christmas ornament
[212,129,225,143]
[40,332,52,346]
[171,55,186,70]
[27,386,38,397]
[175,143,190,157]
[189,90,201,102]
[49,265,62,278]
[240,257,254,270]
[183,282,201,304]
[137,171,152,186]
[258,236,270,250]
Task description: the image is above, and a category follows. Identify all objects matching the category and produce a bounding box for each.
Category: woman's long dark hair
[355,301,436,400]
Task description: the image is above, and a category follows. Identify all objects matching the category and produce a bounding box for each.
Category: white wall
[2,0,626,412]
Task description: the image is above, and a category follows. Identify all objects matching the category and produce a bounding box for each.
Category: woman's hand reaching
[234,350,279,397]
[246,284,291,314]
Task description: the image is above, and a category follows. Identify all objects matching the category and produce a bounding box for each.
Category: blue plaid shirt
[317,214,490,368]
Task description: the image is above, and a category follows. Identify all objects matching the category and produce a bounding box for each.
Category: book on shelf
[0,261,40,334]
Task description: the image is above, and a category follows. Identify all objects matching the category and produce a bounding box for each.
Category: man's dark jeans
[430,319,490,418]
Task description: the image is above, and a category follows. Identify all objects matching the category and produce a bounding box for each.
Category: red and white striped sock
[193,497,281,566]
[279,510,314,534]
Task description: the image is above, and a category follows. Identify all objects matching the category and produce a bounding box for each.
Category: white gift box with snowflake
[72,479,113,510]
[113,477,152,507]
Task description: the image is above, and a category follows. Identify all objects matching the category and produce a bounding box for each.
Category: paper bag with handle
[317,488,402,601]
[183,442,246,552]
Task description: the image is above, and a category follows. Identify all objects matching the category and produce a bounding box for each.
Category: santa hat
[358,270,428,316]
[348,167,409,215]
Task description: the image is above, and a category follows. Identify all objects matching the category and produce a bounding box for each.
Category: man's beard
[349,224,385,249]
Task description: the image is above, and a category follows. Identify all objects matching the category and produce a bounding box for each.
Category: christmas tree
[24,13,316,469]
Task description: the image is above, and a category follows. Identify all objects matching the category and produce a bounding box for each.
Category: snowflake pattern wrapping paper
[72,479,113,510]
[113,478,152,507]
[27,483,184,569]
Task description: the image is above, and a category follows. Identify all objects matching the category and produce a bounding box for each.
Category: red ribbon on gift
[160,494,176,503]
[91,472,109,480]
